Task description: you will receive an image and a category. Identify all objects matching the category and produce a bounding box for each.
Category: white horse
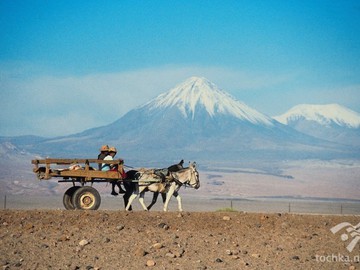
[125,162,200,212]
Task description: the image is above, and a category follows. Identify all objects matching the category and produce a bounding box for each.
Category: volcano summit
[13,77,359,165]
[145,77,273,125]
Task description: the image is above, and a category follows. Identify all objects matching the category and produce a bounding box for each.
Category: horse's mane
[167,159,184,172]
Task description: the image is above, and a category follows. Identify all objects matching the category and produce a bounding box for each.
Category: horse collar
[173,177,184,186]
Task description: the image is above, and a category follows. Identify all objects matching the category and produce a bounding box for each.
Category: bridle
[170,163,200,189]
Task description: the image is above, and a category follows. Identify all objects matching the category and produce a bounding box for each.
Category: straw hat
[99,145,109,152]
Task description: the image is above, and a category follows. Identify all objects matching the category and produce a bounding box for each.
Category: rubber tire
[63,186,81,210]
[72,186,101,210]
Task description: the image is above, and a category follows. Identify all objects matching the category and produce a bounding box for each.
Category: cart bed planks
[31,158,127,210]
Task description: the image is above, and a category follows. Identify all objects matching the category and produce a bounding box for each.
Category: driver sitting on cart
[101,146,126,195]
[98,145,109,170]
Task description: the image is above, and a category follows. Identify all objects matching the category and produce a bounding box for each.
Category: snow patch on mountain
[274,104,360,128]
[144,77,273,126]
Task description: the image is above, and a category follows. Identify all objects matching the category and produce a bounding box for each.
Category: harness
[135,168,168,186]
[169,168,198,188]
[172,176,185,187]
[128,164,199,189]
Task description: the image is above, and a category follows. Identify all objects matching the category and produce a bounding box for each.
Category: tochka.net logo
[330,222,360,252]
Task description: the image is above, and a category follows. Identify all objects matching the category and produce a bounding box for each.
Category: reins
[124,164,135,169]
[170,167,198,188]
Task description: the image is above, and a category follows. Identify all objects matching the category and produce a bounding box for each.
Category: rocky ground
[1,210,360,270]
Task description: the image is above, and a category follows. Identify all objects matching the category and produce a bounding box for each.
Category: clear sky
[1,0,360,137]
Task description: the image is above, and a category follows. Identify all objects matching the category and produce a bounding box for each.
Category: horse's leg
[123,189,133,211]
[111,182,118,196]
[161,193,166,203]
[116,182,126,194]
[163,184,176,212]
[125,193,138,211]
[147,192,159,210]
[123,193,131,211]
[138,190,148,211]
[125,184,139,211]
[122,181,134,210]
[173,191,183,212]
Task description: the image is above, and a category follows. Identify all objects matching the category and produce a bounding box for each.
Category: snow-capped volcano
[144,76,273,126]
[17,78,359,163]
[274,104,360,146]
[274,104,360,128]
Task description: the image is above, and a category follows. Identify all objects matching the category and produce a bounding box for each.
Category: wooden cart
[31,158,127,210]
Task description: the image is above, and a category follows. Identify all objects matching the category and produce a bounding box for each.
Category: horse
[122,160,184,211]
[146,159,184,210]
[125,162,200,212]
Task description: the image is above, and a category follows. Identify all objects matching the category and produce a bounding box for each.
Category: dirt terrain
[1,210,359,270]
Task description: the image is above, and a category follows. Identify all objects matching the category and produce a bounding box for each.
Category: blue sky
[1,0,360,137]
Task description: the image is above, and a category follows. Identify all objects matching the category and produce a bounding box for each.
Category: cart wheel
[63,186,81,210]
[72,186,101,210]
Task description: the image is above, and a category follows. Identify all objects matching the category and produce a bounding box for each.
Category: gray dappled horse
[125,162,200,211]
[147,160,185,210]
[122,160,184,211]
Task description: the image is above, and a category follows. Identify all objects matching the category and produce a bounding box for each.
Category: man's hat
[99,145,109,152]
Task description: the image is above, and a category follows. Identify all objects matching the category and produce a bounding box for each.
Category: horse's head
[188,162,200,189]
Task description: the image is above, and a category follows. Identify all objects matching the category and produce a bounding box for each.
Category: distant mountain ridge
[1,77,359,167]
[274,104,360,146]
[274,104,360,128]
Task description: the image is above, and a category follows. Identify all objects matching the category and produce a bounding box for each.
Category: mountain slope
[20,77,357,165]
[274,104,360,146]
[103,77,278,148]
[0,142,58,196]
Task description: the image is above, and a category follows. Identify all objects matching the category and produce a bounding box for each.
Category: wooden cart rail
[31,158,125,182]
[32,158,124,165]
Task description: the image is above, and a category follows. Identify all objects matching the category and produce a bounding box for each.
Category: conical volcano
[144,76,273,125]
[103,76,278,147]
[27,77,355,164]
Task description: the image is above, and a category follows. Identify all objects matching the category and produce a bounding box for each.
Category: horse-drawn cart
[31,158,127,210]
